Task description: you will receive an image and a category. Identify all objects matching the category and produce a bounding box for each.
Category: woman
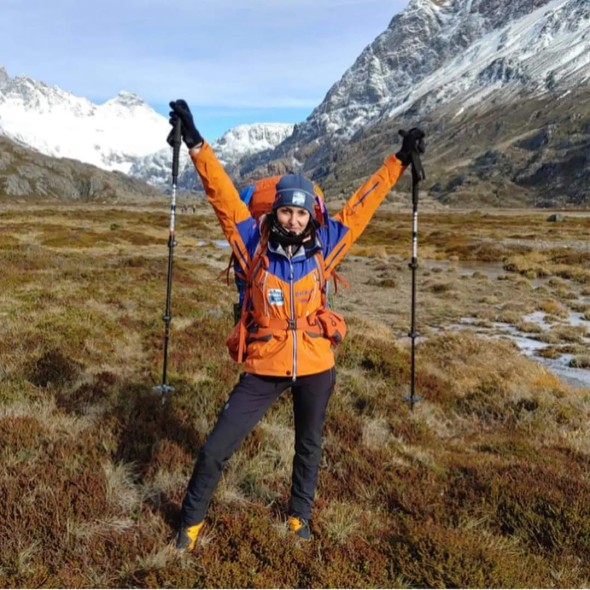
[168,99,424,550]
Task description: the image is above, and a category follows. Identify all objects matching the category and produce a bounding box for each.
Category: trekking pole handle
[171,118,182,184]
[411,150,426,181]
[398,129,426,204]
[410,150,426,207]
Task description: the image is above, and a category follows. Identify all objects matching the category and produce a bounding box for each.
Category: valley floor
[0,202,589,588]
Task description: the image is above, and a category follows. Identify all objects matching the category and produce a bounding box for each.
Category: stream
[423,260,590,389]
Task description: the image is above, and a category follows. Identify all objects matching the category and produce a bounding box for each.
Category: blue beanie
[273,174,316,218]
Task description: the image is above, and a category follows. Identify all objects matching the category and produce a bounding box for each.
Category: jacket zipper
[289,257,297,381]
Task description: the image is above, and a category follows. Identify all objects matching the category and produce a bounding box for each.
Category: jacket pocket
[315,309,347,346]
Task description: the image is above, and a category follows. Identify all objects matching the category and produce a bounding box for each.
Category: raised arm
[190,142,253,248]
[169,100,255,273]
[322,128,425,274]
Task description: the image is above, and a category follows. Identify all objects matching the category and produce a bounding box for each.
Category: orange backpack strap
[217,252,244,285]
[331,270,350,294]
[236,286,250,363]
[247,238,269,281]
[312,250,348,346]
[227,238,269,364]
[313,250,349,304]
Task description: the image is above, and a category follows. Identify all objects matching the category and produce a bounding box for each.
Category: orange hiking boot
[287,515,311,540]
[175,521,204,551]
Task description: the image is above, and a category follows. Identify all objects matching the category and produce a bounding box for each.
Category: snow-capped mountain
[288,0,590,143]
[0,67,169,174]
[0,66,295,189]
[129,122,295,188]
[213,123,295,166]
[238,0,590,205]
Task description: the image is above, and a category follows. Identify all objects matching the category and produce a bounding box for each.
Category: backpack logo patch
[268,289,284,305]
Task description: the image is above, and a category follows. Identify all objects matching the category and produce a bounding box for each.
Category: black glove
[395,128,426,166]
[167,99,204,149]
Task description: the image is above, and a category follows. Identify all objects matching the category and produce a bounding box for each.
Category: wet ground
[421,260,590,388]
[336,255,590,390]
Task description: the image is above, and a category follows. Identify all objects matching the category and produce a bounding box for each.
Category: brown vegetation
[0,203,589,587]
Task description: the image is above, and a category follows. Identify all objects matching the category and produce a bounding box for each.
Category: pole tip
[154,383,175,395]
[402,394,422,410]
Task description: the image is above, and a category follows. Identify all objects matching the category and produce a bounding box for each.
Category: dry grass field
[0,200,589,588]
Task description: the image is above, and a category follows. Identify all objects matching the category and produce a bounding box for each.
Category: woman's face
[276,206,311,234]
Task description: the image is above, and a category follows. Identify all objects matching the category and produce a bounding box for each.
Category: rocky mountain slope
[238,0,590,207]
[0,135,161,201]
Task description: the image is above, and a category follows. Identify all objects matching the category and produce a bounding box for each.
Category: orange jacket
[190,143,405,378]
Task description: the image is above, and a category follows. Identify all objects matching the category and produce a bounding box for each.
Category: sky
[0,0,410,141]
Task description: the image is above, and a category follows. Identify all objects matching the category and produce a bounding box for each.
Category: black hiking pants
[180,367,336,527]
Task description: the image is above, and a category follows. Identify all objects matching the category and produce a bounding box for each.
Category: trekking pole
[154,117,182,401]
[401,130,426,411]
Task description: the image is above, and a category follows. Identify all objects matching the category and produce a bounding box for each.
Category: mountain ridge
[0,66,295,192]
[1,0,589,206]
[235,0,590,206]
[0,67,167,174]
